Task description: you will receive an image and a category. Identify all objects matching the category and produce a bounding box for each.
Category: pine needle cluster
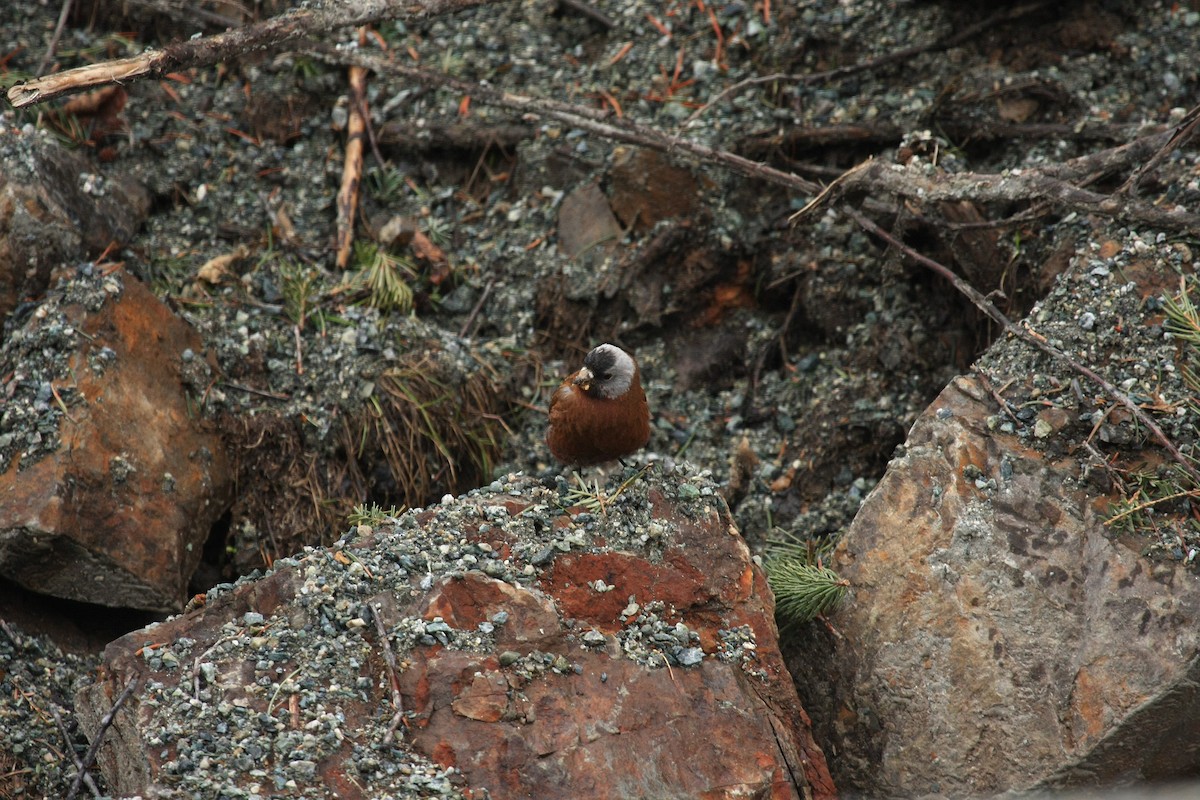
[765,530,849,623]
[767,559,849,623]
[351,241,415,313]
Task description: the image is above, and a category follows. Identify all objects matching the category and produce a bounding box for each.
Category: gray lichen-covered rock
[75,469,836,799]
[0,127,150,319]
[791,232,1200,797]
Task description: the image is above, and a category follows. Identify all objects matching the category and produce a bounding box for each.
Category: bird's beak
[572,367,594,391]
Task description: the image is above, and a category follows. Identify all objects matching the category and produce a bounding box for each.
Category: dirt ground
[3,0,1200,795]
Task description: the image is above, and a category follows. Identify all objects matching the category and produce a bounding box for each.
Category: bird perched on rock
[546,343,651,466]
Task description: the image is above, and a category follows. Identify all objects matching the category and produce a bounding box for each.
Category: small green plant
[278,258,324,328]
[291,56,321,79]
[348,502,406,527]
[1098,276,1200,564]
[564,474,608,513]
[767,560,850,623]
[367,166,407,204]
[425,215,452,247]
[145,252,194,294]
[1164,278,1200,408]
[765,528,847,623]
[562,464,653,514]
[1105,462,1200,535]
[351,242,415,313]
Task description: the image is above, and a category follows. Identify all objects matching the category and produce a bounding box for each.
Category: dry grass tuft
[351,349,512,506]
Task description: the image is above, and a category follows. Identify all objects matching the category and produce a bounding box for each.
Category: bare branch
[6,0,502,108]
[371,604,406,747]
[320,47,1200,233]
[315,47,824,196]
[68,679,138,800]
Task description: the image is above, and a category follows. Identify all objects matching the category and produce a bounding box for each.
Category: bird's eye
[600,373,612,381]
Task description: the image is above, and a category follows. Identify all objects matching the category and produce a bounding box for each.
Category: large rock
[0,127,150,318]
[0,269,230,611]
[75,469,836,799]
[790,236,1200,796]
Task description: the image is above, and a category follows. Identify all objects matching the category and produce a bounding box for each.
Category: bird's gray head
[575,343,636,399]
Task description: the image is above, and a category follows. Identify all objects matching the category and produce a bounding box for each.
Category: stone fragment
[792,375,1200,797]
[608,147,705,231]
[0,128,149,318]
[557,181,621,265]
[0,270,230,611]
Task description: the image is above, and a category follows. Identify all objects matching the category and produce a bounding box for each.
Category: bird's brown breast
[546,370,650,466]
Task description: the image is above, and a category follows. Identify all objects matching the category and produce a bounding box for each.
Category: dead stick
[557,0,615,29]
[458,278,495,338]
[1118,104,1200,196]
[325,49,1200,233]
[316,48,823,195]
[6,0,501,108]
[36,0,74,77]
[371,604,406,746]
[799,142,1200,233]
[67,678,138,800]
[336,27,369,272]
[845,206,1200,486]
[52,706,102,800]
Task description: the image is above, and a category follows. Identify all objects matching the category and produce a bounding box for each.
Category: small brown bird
[546,343,651,466]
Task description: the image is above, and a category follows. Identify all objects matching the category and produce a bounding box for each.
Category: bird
[546,343,651,466]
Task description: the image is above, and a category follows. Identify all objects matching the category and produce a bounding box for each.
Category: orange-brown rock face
[0,270,230,611]
[75,470,836,799]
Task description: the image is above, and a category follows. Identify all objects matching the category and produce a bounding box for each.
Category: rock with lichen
[790,232,1200,797]
[0,267,231,612]
[76,468,835,799]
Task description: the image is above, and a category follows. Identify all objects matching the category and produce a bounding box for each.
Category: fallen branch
[1118,103,1200,197]
[35,0,74,77]
[51,706,101,799]
[5,0,501,108]
[335,27,370,272]
[323,49,1200,234]
[792,125,1195,231]
[314,47,822,196]
[371,604,406,747]
[844,206,1200,487]
[67,678,138,800]
[740,119,1151,159]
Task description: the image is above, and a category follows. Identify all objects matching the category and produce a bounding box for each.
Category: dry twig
[326,49,1200,234]
[371,605,407,746]
[316,47,822,196]
[67,679,138,800]
[52,706,101,800]
[795,137,1200,232]
[1118,104,1200,196]
[5,0,500,108]
[336,27,370,272]
[36,0,74,76]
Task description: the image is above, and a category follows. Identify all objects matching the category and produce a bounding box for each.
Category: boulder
[75,469,836,799]
[0,269,230,611]
[790,236,1200,796]
[0,127,150,318]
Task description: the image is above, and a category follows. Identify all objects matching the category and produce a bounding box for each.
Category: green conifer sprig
[766,559,849,623]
